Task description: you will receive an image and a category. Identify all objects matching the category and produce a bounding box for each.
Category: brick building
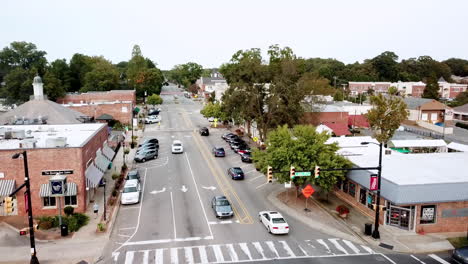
[62,101,133,125]
[438,77,468,99]
[0,123,114,217]
[348,82,392,96]
[328,136,468,234]
[57,90,136,105]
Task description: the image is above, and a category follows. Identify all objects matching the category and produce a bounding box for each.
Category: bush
[124,148,130,155]
[64,206,74,216]
[122,163,128,171]
[336,205,350,215]
[97,222,106,232]
[73,213,89,228]
[37,216,54,230]
[112,173,120,180]
[109,197,116,206]
[112,189,118,197]
[456,122,468,130]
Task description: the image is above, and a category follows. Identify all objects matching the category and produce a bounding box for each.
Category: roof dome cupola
[32,74,44,100]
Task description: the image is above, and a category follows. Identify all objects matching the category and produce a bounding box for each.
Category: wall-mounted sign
[42,170,73,176]
[442,208,468,218]
[369,174,378,191]
[421,207,435,221]
[49,174,67,197]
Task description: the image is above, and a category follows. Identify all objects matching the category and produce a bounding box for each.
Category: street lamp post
[361,141,383,239]
[12,151,40,264]
[103,179,106,221]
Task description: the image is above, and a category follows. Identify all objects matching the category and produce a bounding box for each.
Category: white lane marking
[184,152,214,239]
[317,239,332,254]
[113,168,147,253]
[297,244,309,256]
[239,243,253,260]
[180,185,188,192]
[226,244,239,262]
[249,175,264,181]
[240,165,252,169]
[305,239,316,248]
[244,169,256,174]
[155,249,164,264]
[170,192,177,239]
[118,234,131,237]
[329,238,349,255]
[171,248,179,264]
[119,227,136,230]
[150,187,166,194]
[112,252,119,262]
[361,245,375,254]
[220,220,233,224]
[253,242,267,259]
[201,185,217,190]
[212,245,225,262]
[184,247,194,264]
[266,241,279,258]
[379,253,397,264]
[411,255,426,264]
[255,182,269,189]
[428,254,450,264]
[140,250,149,264]
[175,237,201,242]
[124,251,134,264]
[342,240,361,254]
[198,246,209,263]
[280,241,296,257]
[120,206,139,210]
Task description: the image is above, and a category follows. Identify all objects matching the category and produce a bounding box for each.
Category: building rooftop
[403,97,434,110]
[454,103,468,113]
[388,139,447,148]
[0,123,106,150]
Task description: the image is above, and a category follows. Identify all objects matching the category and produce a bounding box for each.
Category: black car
[199,127,209,136]
[227,167,244,180]
[222,133,235,140]
[138,138,159,147]
[212,147,225,157]
[231,142,248,153]
[126,170,140,182]
[452,246,468,264]
[225,134,239,142]
[227,136,242,144]
[148,109,160,116]
[240,152,252,163]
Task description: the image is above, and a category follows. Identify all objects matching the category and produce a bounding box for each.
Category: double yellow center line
[181,110,254,224]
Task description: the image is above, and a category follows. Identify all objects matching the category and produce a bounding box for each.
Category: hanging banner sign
[369,175,378,191]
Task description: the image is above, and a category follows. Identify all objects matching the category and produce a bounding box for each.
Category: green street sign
[294,171,311,177]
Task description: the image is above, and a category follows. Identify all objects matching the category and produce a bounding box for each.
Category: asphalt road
[101,85,453,264]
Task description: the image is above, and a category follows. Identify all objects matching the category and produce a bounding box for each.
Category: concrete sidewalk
[268,186,457,254]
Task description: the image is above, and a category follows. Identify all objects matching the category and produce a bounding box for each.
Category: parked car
[171,140,184,154]
[126,170,140,183]
[134,149,158,162]
[237,149,251,155]
[136,144,158,154]
[212,147,225,157]
[148,109,160,116]
[240,152,252,163]
[224,134,239,142]
[145,115,161,124]
[452,246,468,264]
[231,142,248,153]
[222,133,235,140]
[228,137,243,145]
[208,117,215,122]
[138,138,159,147]
[211,196,233,218]
[199,127,209,136]
[121,180,141,205]
[258,211,289,234]
[227,167,245,180]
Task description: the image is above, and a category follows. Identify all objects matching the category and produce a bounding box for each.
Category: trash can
[364,223,372,236]
[60,224,68,237]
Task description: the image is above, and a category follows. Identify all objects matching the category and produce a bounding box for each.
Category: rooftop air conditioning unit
[385,149,392,155]
[4,131,12,139]
[12,130,26,139]
[21,139,37,148]
[46,137,67,148]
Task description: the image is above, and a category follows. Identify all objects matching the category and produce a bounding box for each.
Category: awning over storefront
[85,164,104,188]
[39,182,77,197]
[95,152,110,172]
[0,180,15,196]
[447,142,468,152]
[102,144,116,161]
[322,122,351,136]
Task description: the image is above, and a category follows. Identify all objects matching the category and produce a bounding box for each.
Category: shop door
[388,206,412,230]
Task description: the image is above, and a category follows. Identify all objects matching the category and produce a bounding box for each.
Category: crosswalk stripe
[317,239,332,254]
[361,245,375,254]
[171,248,178,264]
[226,244,239,262]
[253,242,267,259]
[342,240,361,254]
[329,238,349,255]
[266,241,279,258]
[184,247,194,264]
[297,244,309,256]
[428,254,450,264]
[212,245,225,262]
[239,243,253,260]
[279,241,296,257]
[198,246,209,264]
[141,250,149,264]
[410,255,426,264]
[124,251,134,264]
[155,249,164,264]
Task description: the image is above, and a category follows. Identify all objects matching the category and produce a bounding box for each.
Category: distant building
[438,77,468,99]
[453,103,468,121]
[196,72,229,102]
[404,97,454,134]
[348,82,392,96]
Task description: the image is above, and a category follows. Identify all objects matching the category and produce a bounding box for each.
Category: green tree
[81,58,120,92]
[43,71,66,101]
[200,102,227,120]
[454,91,468,106]
[333,90,344,101]
[297,72,334,96]
[366,94,408,143]
[252,125,351,193]
[0,41,47,74]
[422,77,440,99]
[388,86,398,95]
[146,94,163,105]
[69,53,94,92]
[3,67,35,103]
[48,59,72,92]
[443,58,468,77]
[168,62,203,88]
[134,68,164,97]
[370,51,399,81]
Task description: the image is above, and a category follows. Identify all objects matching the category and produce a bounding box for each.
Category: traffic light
[267,166,273,183]
[314,166,320,178]
[4,197,13,214]
[290,166,296,180]
[19,228,29,236]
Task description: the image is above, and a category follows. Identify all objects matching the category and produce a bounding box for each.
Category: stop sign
[302,184,315,198]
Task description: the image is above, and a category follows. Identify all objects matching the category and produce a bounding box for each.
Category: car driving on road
[211,196,233,218]
[212,147,225,157]
[171,140,184,154]
[258,211,289,234]
[227,167,244,180]
[121,180,141,205]
[199,127,209,136]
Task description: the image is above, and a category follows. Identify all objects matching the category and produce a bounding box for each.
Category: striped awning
[85,164,104,188]
[95,153,110,172]
[0,180,15,196]
[102,145,115,161]
[39,182,77,197]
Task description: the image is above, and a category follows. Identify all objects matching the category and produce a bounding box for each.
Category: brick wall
[415,201,468,233]
[411,85,426,97]
[302,112,349,126]
[66,102,133,124]
[57,90,136,105]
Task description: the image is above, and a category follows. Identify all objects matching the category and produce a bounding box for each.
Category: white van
[121,179,141,205]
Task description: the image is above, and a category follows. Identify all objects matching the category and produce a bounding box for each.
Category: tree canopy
[146,94,163,105]
[167,62,203,88]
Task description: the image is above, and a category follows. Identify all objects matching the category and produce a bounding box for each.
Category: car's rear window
[272,218,286,224]
[123,186,138,193]
[233,168,243,173]
[217,148,225,151]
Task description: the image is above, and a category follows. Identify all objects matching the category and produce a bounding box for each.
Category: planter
[339,213,348,219]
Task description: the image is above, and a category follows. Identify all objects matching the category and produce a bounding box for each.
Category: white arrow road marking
[150,187,166,194]
[181,185,188,192]
[112,252,119,262]
[124,251,134,264]
[201,186,216,190]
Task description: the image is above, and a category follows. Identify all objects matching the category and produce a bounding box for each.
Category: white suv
[171,140,184,154]
[121,180,141,205]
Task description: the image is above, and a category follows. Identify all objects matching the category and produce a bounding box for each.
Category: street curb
[267,187,365,245]
[0,222,55,243]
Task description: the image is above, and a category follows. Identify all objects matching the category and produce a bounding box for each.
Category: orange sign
[302,184,315,198]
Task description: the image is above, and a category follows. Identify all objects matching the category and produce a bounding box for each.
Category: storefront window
[349,183,356,198]
[64,195,77,206]
[420,205,436,224]
[43,197,56,207]
[342,180,349,193]
[359,189,366,205]
[367,193,375,210]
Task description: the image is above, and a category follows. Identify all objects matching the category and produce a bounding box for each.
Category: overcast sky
[2,0,467,70]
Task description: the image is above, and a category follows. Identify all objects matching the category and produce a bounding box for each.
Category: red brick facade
[57,90,136,105]
[302,112,349,126]
[0,125,108,216]
[411,85,426,97]
[65,102,133,125]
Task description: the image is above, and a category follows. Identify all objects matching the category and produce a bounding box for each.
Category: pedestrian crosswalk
[114,238,376,264]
